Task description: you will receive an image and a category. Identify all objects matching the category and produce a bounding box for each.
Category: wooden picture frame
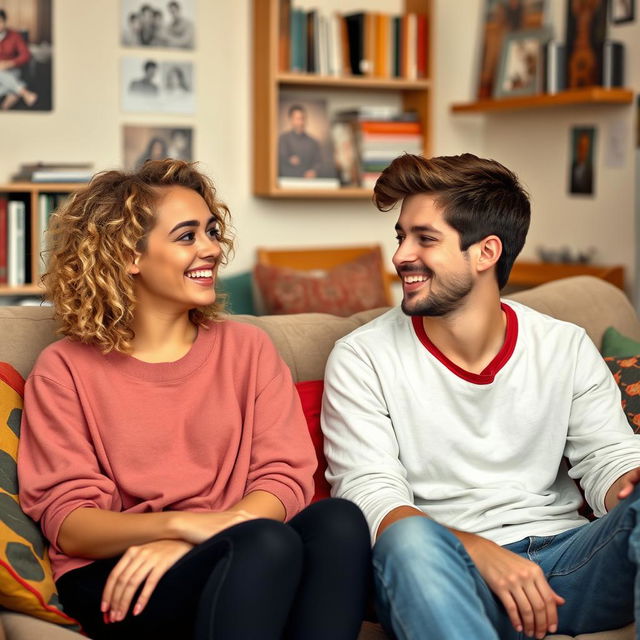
[611,0,635,23]
[494,27,552,98]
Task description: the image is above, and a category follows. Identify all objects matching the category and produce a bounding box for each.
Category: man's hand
[0,61,13,70]
[101,539,193,623]
[457,532,565,639]
[605,467,640,511]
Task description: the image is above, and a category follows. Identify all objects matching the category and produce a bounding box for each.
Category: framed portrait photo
[494,27,552,98]
[611,0,635,23]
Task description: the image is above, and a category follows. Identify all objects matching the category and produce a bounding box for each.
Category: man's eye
[395,235,404,244]
[420,236,435,244]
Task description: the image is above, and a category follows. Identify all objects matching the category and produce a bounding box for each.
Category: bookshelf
[451,87,634,114]
[252,0,432,199]
[0,182,78,299]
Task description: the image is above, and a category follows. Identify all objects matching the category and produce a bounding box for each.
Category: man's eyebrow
[394,223,442,235]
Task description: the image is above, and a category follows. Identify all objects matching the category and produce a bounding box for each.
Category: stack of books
[12,162,94,183]
[332,108,423,190]
[280,2,429,80]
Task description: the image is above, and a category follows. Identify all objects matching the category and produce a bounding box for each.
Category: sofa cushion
[0,363,80,631]
[295,380,331,502]
[602,327,640,358]
[605,356,640,432]
[253,250,388,316]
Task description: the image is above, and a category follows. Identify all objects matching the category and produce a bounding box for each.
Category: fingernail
[550,624,557,632]
[102,612,109,625]
[133,603,142,616]
[100,601,107,613]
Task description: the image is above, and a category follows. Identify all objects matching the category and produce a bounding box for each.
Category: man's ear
[127,253,141,276]
[476,235,502,274]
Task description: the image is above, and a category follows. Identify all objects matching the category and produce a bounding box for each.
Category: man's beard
[401,268,473,317]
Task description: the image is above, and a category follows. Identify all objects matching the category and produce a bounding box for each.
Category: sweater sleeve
[244,335,316,519]
[321,340,415,541]
[18,370,120,552]
[5,30,31,68]
[565,331,640,517]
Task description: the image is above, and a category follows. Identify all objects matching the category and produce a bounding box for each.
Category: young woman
[18,159,370,640]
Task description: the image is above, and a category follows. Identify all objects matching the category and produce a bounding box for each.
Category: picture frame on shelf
[475,0,547,100]
[494,27,552,99]
[611,0,635,23]
[277,95,339,189]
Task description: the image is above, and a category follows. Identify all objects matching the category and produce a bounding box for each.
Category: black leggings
[57,499,371,640]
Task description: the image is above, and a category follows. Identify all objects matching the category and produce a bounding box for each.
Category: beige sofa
[0,275,637,640]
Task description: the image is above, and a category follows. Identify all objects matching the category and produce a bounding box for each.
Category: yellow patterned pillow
[0,363,80,630]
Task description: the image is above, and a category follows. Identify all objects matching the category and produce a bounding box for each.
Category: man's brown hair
[374,153,531,289]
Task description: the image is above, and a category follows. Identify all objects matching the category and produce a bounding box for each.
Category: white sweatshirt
[321,301,640,544]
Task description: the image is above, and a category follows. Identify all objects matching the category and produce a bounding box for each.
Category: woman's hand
[172,509,257,545]
[101,539,193,623]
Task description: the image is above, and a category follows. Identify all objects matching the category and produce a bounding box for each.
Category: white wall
[1,0,638,299]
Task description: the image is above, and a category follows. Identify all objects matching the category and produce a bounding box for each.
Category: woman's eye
[207,226,221,239]
[395,235,404,244]
[177,232,195,242]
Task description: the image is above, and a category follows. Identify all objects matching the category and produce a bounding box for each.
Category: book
[416,13,428,78]
[603,40,624,88]
[0,196,7,285]
[278,0,291,72]
[12,162,94,182]
[278,177,340,189]
[359,121,422,135]
[542,41,566,94]
[344,12,366,75]
[8,200,26,287]
[30,169,92,182]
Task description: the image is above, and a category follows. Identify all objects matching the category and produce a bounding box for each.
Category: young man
[321,153,640,640]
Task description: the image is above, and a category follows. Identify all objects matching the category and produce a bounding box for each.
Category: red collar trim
[411,303,518,385]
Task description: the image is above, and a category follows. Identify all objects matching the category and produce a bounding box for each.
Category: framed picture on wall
[123,125,193,170]
[494,27,551,98]
[569,126,597,196]
[121,0,195,49]
[122,57,195,114]
[475,0,547,100]
[611,0,635,23]
[0,0,53,112]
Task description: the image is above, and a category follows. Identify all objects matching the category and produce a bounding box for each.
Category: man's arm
[605,467,640,511]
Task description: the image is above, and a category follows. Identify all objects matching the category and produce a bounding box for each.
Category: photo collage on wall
[120,0,196,169]
[0,0,53,112]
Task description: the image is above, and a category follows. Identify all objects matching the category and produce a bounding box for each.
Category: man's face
[290,109,306,133]
[0,18,6,32]
[392,194,474,317]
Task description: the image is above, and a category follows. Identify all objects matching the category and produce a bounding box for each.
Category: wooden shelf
[451,87,634,114]
[277,73,430,91]
[507,261,625,290]
[2,182,83,192]
[259,187,374,199]
[252,0,432,198]
[0,284,43,296]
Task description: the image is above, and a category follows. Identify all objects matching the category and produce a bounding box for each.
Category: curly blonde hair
[44,159,234,353]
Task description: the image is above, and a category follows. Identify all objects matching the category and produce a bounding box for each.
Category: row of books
[0,193,66,286]
[280,3,429,80]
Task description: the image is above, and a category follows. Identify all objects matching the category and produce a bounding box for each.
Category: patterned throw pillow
[0,363,80,630]
[605,356,640,432]
[253,250,388,316]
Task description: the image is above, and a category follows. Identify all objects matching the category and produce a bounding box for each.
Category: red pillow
[254,250,388,316]
[295,380,331,502]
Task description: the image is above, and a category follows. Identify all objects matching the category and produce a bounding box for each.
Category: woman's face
[130,186,222,314]
[150,140,166,160]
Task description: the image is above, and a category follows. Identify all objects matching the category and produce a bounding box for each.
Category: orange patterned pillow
[0,363,80,630]
[254,250,388,316]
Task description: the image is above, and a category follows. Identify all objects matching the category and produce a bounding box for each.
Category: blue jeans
[373,488,640,640]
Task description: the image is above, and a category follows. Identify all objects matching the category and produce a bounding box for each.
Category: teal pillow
[601,327,640,358]
[218,271,256,315]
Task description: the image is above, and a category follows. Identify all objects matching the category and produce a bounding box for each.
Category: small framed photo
[494,27,552,99]
[123,125,193,170]
[121,0,195,50]
[612,0,635,23]
[569,126,596,196]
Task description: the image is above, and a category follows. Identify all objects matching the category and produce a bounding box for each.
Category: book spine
[8,200,26,287]
[359,121,422,134]
[392,16,401,78]
[0,196,7,285]
[416,13,427,78]
[278,0,291,72]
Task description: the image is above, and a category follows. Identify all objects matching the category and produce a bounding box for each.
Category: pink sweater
[18,320,316,580]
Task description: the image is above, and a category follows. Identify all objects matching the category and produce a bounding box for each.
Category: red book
[416,13,427,78]
[359,120,422,135]
[0,196,7,285]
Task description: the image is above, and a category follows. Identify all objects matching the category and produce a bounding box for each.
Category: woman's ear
[127,254,141,276]
[476,235,502,274]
